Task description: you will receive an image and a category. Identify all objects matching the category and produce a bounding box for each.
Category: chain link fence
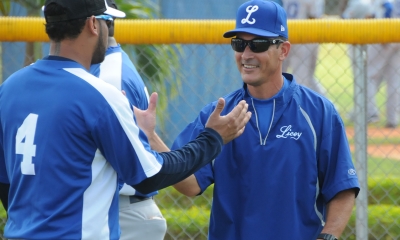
[1,12,400,240]
[153,43,400,239]
[2,41,400,240]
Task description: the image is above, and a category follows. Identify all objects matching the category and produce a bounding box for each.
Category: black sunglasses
[93,15,114,28]
[231,38,284,53]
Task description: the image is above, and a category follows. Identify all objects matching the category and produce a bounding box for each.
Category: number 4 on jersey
[16,113,38,175]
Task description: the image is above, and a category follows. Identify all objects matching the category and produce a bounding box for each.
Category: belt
[129,195,152,204]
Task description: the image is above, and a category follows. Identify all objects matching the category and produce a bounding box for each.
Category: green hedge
[1,204,399,239]
[0,205,5,235]
[342,205,400,239]
[161,206,209,240]
[156,177,400,208]
[161,205,400,240]
[1,177,399,238]
[368,177,400,205]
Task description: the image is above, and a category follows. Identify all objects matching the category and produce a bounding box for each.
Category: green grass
[348,136,400,145]
[316,44,390,126]
[368,157,400,178]
[316,44,354,114]
[367,137,400,145]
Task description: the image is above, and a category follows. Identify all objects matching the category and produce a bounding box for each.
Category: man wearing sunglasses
[170,1,360,239]
[90,0,167,239]
[0,0,252,239]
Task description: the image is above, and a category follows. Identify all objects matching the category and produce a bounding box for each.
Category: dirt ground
[346,126,400,160]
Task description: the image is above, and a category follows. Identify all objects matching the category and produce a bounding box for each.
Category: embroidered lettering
[241,5,259,24]
[276,125,302,140]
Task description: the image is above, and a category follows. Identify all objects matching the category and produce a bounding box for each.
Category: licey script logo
[276,125,302,140]
[241,5,259,24]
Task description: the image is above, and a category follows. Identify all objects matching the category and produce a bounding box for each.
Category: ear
[87,16,99,36]
[279,41,291,61]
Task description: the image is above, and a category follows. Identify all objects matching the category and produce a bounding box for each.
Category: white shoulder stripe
[63,67,162,177]
[299,107,317,151]
[82,150,116,239]
[99,52,122,90]
[299,106,324,226]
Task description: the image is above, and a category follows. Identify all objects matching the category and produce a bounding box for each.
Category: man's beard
[91,24,106,65]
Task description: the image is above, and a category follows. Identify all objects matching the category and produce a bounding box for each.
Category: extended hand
[205,98,251,144]
[133,92,158,138]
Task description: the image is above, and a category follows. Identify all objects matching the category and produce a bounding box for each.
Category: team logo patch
[241,5,259,24]
[348,168,357,175]
[276,125,302,140]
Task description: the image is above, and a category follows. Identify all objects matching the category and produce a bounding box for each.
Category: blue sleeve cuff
[323,178,360,202]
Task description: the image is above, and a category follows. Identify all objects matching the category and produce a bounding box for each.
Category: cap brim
[105,4,126,18]
[223,28,279,38]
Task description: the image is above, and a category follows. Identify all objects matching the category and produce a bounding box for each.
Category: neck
[108,37,118,48]
[247,75,284,99]
[49,39,92,70]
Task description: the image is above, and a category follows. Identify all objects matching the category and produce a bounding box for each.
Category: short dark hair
[44,3,86,42]
[276,36,288,42]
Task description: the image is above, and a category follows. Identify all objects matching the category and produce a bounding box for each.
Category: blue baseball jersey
[90,45,156,198]
[172,74,360,240]
[0,57,164,239]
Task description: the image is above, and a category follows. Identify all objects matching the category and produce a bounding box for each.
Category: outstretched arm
[134,92,251,147]
[173,174,201,197]
[319,189,356,238]
[131,93,251,193]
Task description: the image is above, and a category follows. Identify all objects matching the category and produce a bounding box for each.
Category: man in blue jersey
[90,1,167,239]
[0,0,251,239]
[169,1,360,240]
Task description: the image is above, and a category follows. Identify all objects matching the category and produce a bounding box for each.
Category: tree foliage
[115,0,182,126]
[1,0,182,127]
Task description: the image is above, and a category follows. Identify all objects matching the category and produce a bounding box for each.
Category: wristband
[317,233,338,240]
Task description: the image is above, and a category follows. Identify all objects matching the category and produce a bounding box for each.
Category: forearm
[0,182,10,212]
[173,174,201,197]
[146,131,170,152]
[320,189,356,237]
[132,128,222,194]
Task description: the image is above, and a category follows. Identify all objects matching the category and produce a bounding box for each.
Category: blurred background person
[340,0,378,123]
[367,0,400,128]
[282,0,327,96]
[342,0,400,128]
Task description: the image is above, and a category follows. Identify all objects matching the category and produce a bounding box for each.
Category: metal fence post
[353,44,369,240]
